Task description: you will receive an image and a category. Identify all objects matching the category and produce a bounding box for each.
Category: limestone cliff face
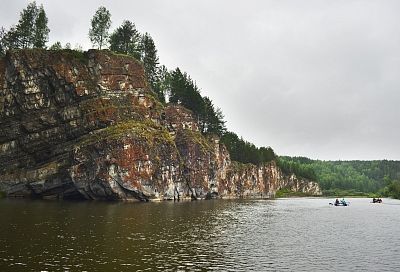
[0,49,321,200]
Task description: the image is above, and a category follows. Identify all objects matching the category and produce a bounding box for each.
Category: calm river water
[1,197,400,271]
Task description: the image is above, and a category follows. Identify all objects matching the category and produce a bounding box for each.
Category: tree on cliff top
[221,131,276,165]
[169,68,204,115]
[16,1,38,48]
[89,6,111,49]
[109,20,141,59]
[0,2,50,51]
[33,5,50,48]
[200,97,226,136]
[167,68,226,136]
[1,26,19,53]
[141,33,159,86]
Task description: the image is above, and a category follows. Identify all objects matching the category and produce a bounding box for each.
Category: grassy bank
[322,189,379,198]
[275,188,313,198]
[275,188,380,198]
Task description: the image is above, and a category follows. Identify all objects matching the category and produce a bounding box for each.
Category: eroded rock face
[0,49,321,200]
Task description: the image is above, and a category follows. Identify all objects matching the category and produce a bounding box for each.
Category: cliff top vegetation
[2,2,400,198]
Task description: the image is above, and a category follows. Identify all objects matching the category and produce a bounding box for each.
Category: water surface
[1,197,400,271]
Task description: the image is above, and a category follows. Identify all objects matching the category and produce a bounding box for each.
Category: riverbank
[275,188,314,198]
[274,188,382,199]
[322,189,379,198]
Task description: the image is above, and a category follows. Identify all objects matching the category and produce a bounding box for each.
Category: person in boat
[335,198,340,205]
[372,198,382,203]
[341,198,346,205]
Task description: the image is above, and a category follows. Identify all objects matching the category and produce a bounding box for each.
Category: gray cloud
[2,0,400,160]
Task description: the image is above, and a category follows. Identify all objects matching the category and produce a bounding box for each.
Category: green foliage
[16,1,38,48]
[200,97,226,136]
[178,129,213,153]
[0,27,5,57]
[1,26,19,51]
[275,188,312,198]
[166,68,226,136]
[152,65,169,103]
[109,20,141,58]
[33,5,49,48]
[48,42,83,52]
[108,21,165,104]
[78,119,173,147]
[0,2,49,52]
[105,17,226,135]
[74,44,83,52]
[280,156,400,193]
[381,180,400,199]
[276,157,317,180]
[169,68,201,109]
[62,49,88,63]
[221,131,276,165]
[49,41,62,50]
[322,188,378,198]
[141,33,160,95]
[89,6,111,49]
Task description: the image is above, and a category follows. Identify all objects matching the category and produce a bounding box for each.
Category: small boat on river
[372,198,383,203]
[329,199,350,206]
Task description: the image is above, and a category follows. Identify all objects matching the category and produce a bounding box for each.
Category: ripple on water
[1,198,400,271]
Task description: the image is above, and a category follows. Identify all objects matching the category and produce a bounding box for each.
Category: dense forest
[279,156,400,196]
[2,3,400,198]
[220,132,276,165]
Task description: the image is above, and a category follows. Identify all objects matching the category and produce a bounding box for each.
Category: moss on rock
[77,119,174,147]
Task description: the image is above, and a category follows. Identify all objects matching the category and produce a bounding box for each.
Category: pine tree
[109,20,141,58]
[201,97,226,135]
[152,65,170,103]
[33,5,49,48]
[2,27,19,51]
[141,33,160,88]
[168,68,185,104]
[1,2,50,52]
[16,1,39,48]
[89,6,111,49]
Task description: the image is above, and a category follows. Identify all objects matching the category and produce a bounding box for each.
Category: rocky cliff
[0,49,321,200]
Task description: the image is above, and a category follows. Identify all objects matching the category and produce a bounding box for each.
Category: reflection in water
[1,198,400,271]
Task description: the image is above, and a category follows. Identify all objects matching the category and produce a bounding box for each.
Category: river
[1,197,400,271]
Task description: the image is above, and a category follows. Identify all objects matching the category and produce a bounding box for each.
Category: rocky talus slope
[0,49,321,200]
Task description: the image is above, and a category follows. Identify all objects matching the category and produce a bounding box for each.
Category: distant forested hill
[278,157,400,194]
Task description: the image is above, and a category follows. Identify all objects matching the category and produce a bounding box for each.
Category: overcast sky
[1,0,400,160]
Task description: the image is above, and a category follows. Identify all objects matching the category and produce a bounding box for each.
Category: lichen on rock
[0,49,321,200]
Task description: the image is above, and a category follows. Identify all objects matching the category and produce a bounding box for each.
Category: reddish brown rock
[0,49,321,200]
